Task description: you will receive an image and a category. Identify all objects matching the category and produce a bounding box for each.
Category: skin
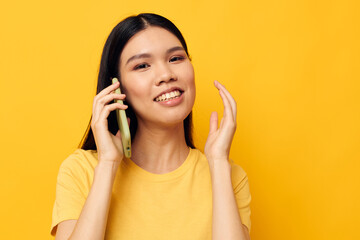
[55,26,250,240]
[118,26,196,173]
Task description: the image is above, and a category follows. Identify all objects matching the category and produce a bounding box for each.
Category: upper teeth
[155,90,181,102]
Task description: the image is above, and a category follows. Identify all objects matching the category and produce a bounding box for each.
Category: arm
[205,81,250,240]
[70,162,119,240]
[209,160,250,240]
[56,162,118,240]
[55,81,127,240]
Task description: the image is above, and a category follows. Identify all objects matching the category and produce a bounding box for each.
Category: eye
[169,56,185,62]
[134,63,150,70]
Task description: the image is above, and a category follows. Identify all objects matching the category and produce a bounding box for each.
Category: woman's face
[119,26,195,127]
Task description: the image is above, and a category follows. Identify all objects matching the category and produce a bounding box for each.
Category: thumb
[115,130,121,138]
[209,112,218,135]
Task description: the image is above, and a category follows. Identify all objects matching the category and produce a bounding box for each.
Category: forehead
[120,26,183,62]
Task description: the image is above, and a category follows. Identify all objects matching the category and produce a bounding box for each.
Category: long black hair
[79,13,195,150]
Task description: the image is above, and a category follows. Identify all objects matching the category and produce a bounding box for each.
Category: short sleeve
[50,151,93,236]
[231,161,252,233]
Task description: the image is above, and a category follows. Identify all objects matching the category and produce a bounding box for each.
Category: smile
[154,90,183,102]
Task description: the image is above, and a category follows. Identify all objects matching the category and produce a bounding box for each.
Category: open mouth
[154,89,183,102]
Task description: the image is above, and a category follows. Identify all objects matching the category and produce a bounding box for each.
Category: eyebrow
[125,46,185,65]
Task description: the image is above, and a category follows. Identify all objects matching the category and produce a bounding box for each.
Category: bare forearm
[69,161,119,240]
[209,160,249,240]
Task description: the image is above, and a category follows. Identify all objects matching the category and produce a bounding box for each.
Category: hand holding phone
[112,77,131,158]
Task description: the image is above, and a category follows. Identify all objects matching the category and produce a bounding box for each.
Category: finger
[218,88,234,125]
[92,81,120,115]
[215,80,237,121]
[98,103,128,125]
[98,93,126,107]
[127,117,130,127]
[114,130,123,148]
[96,81,120,99]
[115,130,121,138]
[209,111,218,135]
[214,81,237,121]
[93,93,126,122]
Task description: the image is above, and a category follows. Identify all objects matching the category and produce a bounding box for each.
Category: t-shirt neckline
[121,147,196,182]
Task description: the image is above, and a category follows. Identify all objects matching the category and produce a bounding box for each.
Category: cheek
[182,64,196,97]
[121,74,151,106]
[179,62,195,84]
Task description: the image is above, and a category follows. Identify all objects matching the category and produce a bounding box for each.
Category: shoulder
[192,148,249,181]
[229,159,248,179]
[190,148,206,159]
[189,147,210,167]
[58,149,98,178]
[229,159,250,193]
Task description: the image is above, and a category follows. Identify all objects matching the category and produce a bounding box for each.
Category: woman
[51,13,251,240]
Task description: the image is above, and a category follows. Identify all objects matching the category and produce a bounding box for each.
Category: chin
[156,110,191,127]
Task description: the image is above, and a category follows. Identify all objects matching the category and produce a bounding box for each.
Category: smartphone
[112,77,131,158]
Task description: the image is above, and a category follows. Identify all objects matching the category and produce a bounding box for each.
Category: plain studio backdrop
[0,0,359,239]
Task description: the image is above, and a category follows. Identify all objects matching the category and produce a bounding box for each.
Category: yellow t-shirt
[51,148,251,239]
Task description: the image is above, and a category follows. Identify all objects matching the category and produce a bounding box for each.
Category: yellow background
[1,0,359,239]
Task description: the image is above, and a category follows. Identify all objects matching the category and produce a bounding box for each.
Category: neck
[131,120,190,174]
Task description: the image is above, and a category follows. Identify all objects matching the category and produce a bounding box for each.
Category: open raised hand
[204,80,237,166]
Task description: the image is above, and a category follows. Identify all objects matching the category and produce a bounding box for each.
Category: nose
[155,62,177,86]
